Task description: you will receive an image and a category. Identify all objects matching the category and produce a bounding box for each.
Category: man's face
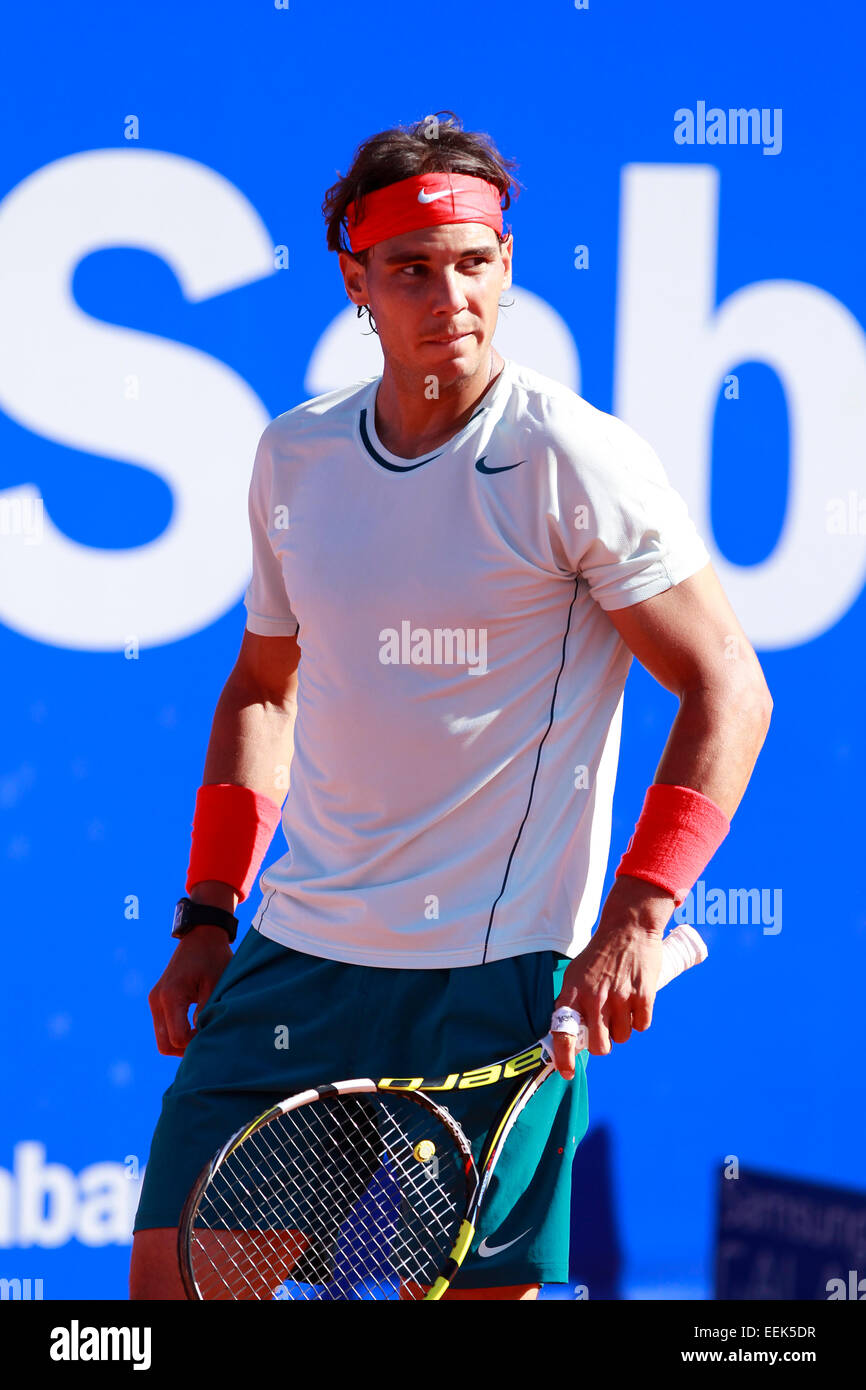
[339,223,513,384]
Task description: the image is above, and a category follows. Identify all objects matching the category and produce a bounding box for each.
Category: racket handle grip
[656,922,708,989]
[542,923,708,1060]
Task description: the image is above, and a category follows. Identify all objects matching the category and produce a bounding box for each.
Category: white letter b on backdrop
[615,163,866,649]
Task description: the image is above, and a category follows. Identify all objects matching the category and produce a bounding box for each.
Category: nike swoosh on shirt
[417,187,454,203]
[475,455,527,474]
[477,1228,532,1258]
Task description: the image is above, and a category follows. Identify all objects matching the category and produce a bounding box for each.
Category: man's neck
[374,348,504,459]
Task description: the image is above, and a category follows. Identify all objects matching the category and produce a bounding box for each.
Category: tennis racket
[178,922,707,1301]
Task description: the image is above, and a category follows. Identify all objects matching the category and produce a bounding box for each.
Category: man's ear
[338,250,370,308]
[499,234,513,290]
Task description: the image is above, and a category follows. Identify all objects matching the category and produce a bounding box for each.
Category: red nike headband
[345,172,504,253]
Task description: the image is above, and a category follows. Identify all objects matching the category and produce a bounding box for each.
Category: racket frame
[177,1079,478,1302]
[421,1051,557,1298]
[178,923,707,1301]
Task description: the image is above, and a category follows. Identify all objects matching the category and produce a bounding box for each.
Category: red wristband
[186,783,283,904]
[614,783,730,908]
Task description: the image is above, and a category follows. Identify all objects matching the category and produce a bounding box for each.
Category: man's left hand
[550,876,676,1077]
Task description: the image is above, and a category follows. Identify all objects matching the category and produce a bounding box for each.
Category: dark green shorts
[134,927,589,1288]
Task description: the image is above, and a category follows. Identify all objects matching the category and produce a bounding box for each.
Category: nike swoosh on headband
[417,188,455,203]
[475,456,527,474]
[477,1228,532,1258]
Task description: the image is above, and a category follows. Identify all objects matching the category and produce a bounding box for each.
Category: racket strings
[191,1100,452,1300]
[268,1097,458,1271]
[276,1098,462,1295]
[187,1092,466,1300]
[195,1128,329,1300]
[203,1114,385,1300]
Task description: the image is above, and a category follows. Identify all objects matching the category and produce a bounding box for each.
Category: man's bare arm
[148,630,301,1055]
[188,630,301,913]
[552,563,772,1074]
[606,562,772,817]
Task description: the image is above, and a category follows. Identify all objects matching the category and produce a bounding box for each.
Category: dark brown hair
[322,110,521,331]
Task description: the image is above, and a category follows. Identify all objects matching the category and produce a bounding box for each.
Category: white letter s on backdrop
[0,149,276,650]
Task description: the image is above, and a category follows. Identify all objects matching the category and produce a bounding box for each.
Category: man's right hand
[148,925,233,1056]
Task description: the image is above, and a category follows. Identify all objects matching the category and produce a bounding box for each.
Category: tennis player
[130,112,772,1300]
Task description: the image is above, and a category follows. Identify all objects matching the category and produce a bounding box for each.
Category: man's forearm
[188,678,298,912]
[601,678,772,935]
[651,678,772,818]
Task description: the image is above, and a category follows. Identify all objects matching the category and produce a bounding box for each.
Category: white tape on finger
[542,1006,589,1063]
[550,1005,584,1036]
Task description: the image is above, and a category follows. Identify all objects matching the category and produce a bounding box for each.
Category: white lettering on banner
[0,154,864,653]
[0,1143,141,1248]
[615,164,866,650]
[0,149,276,651]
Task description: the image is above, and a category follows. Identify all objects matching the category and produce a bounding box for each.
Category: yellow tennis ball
[414,1139,436,1162]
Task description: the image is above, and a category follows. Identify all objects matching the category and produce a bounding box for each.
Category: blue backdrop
[1,0,863,1300]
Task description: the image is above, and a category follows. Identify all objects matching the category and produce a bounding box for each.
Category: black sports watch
[172,896,239,943]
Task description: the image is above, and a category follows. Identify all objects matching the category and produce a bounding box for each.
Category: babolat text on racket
[178,922,707,1301]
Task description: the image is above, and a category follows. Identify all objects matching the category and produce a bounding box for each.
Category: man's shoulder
[263,374,378,444]
[507,360,654,466]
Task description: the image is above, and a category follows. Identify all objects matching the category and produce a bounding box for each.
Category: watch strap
[172,896,239,943]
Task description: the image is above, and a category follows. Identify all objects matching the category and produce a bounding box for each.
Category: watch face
[171,897,235,941]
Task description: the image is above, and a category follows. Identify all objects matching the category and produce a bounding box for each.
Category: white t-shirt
[244,356,710,967]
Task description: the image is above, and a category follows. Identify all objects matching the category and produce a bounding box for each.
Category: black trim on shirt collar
[358,400,491,473]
